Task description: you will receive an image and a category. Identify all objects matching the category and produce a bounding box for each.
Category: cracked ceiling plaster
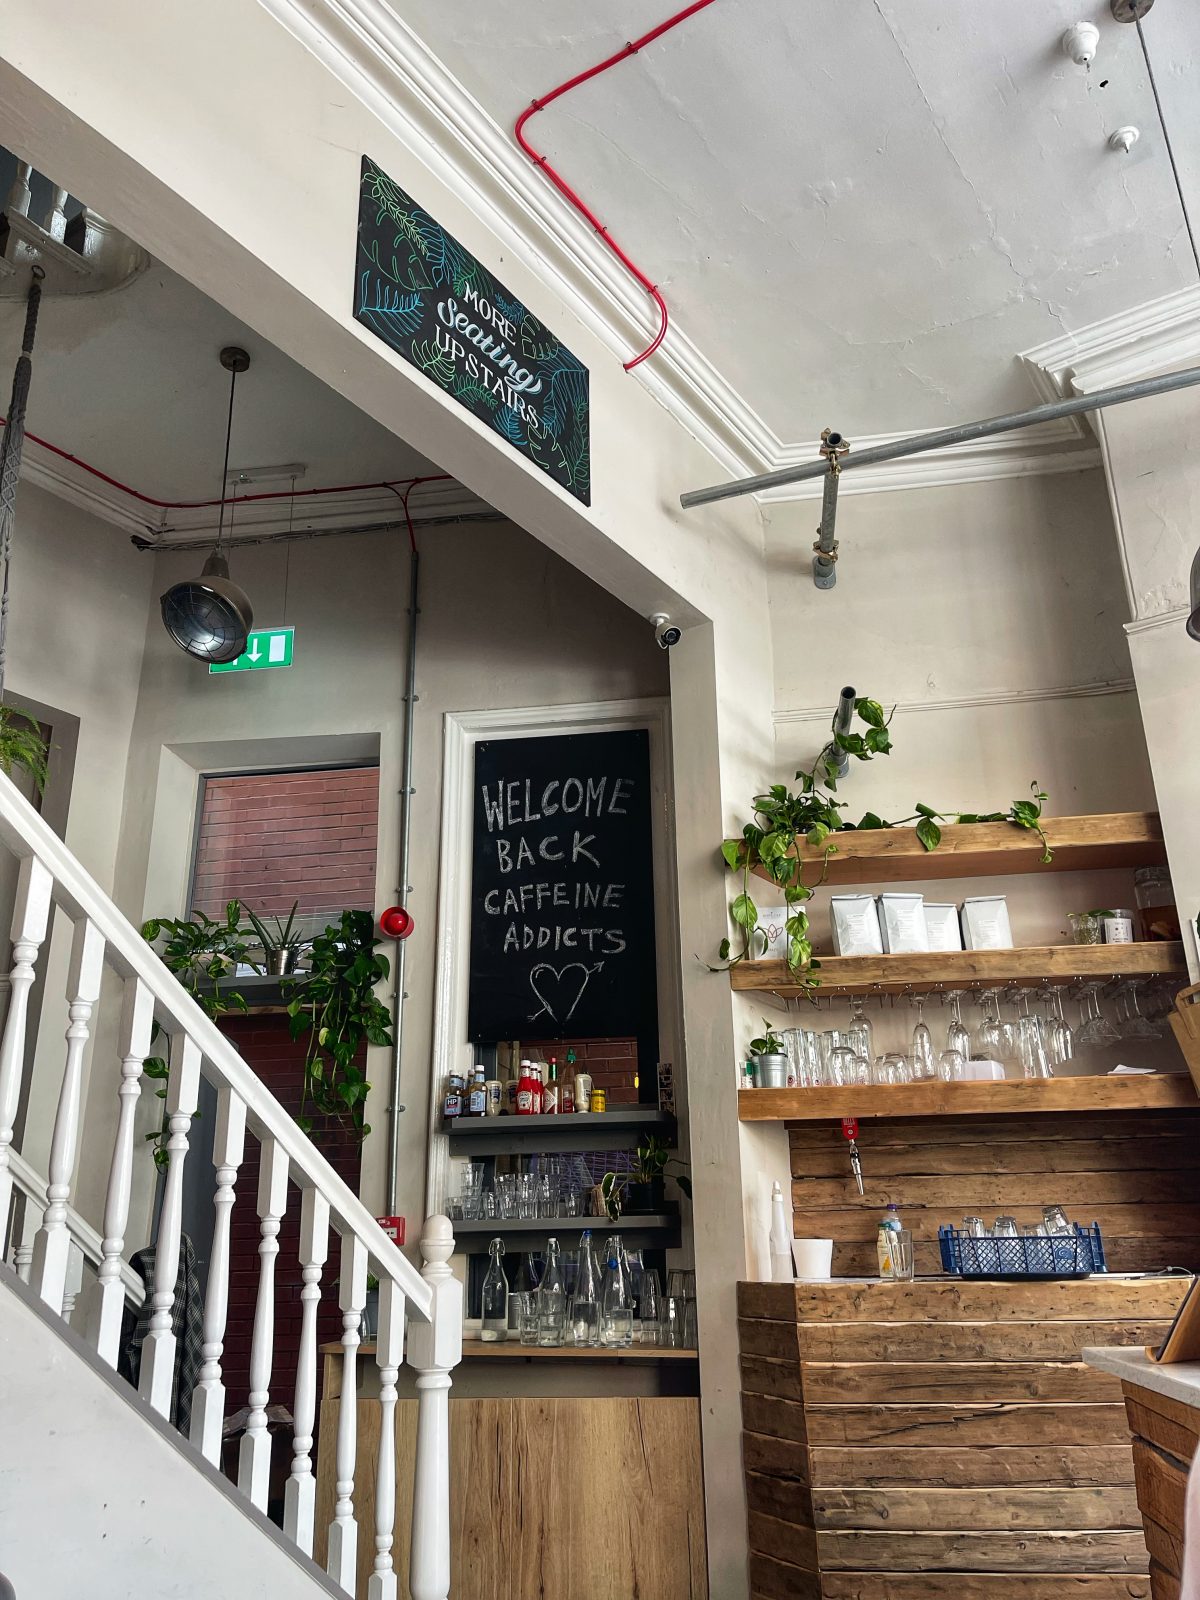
[392,0,1200,438]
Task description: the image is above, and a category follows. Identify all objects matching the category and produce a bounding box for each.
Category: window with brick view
[191,766,380,924]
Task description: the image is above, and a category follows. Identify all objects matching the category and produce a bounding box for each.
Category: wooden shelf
[732,940,1186,997]
[442,1106,674,1156]
[751,809,1165,889]
[738,1071,1199,1122]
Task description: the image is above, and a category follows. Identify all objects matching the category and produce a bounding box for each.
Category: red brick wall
[522,1036,639,1105]
[218,1014,365,1414]
[192,766,379,921]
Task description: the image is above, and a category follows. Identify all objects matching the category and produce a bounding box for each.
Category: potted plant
[749,1019,789,1088]
[601,1136,692,1219]
[244,900,308,976]
[0,707,49,791]
[283,908,393,1138]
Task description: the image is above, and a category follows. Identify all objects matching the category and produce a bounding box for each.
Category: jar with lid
[1135,866,1180,942]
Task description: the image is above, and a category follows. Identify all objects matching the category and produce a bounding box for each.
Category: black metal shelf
[442,1106,674,1156]
[451,1212,680,1254]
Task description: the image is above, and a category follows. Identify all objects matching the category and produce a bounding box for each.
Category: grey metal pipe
[385,545,419,1216]
[822,685,857,780]
[813,466,841,590]
[679,363,1200,508]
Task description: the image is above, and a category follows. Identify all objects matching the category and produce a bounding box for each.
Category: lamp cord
[1136,16,1200,284]
[0,267,45,703]
[215,365,238,557]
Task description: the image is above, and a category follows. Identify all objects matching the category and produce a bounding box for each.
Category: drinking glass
[660,1296,685,1349]
[517,1172,538,1220]
[1115,980,1161,1041]
[873,1052,911,1086]
[785,1028,820,1088]
[1043,1205,1072,1234]
[682,1298,699,1348]
[494,1174,517,1219]
[993,1215,1019,1237]
[828,1044,861,1087]
[945,991,972,1060]
[637,1268,663,1345]
[1077,983,1120,1047]
[1068,911,1103,945]
[1013,991,1053,1080]
[1045,986,1075,1065]
[963,1215,987,1237]
[538,1172,561,1218]
[938,1048,966,1082]
[889,1229,915,1281]
[975,989,1016,1066]
[847,996,875,1063]
[819,1030,845,1083]
[910,995,936,1082]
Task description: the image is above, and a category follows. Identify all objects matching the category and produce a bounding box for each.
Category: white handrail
[0,772,432,1321]
[7,1145,143,1307]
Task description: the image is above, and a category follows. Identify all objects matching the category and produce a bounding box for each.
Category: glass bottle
[600,1237,634,1348]
[480,1237,509,1342]
[466,1065,488,1118]
[544,1057,560,1114]
[514,1251,541,1344]
[567,1229,601,1347]
[536,1237,567,1347]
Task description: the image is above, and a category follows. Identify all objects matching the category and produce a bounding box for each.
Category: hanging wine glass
[945,990,971,1061]
[1013,990,1053,1079]
[1046,985,1074,1065]
[910,993,937,1082]
[847,995,874,1062]
[1115,979,1161,1041]
[1076,983,1121,1047]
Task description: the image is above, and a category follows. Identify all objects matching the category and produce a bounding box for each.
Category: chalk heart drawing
[529,961,602,1025]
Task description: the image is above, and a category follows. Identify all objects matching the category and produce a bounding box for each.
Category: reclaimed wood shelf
[733,940,1186,998]
[739,1071,1199,1122]
[751,809,1165,888]
[442,1106,674,1156]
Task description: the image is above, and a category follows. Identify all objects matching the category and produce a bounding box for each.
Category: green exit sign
[209,626,295,675]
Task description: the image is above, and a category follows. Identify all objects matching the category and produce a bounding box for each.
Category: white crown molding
[1021,286,1200,398]
[1125,607,1190,638]
[774,677,1136,727]
[254,0,1101,504]
[19,437,490,542]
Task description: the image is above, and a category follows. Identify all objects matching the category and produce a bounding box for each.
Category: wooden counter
[1085,1345,1200,1600]
[738,1276,1189,1599]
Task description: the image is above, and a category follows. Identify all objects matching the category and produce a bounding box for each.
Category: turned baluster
[368,1276,406,1600]
[61,1240,85,1323]
[283,1187,329,1555]
[138,1035,200,1417]
[30,918,105,1313]
[189,1086,246,1464]
[327,1231,367,1591]
[0,857,52,1225]
[237,1138,289,1510]
[46,186,69,242]
[86,977,154,1365]
[409,1216,462,1600]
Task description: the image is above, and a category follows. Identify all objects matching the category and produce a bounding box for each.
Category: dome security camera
[651,612,682,650]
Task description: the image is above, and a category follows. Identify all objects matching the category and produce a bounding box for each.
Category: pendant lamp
[160,346,254,663]
[1188,546,1200,642]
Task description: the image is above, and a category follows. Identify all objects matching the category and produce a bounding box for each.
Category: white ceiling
[0,252,446,532]
[392,0,1200,439]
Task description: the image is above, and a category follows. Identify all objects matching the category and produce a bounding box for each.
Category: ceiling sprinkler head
[1108,125,1140,153]
[1062,21,1100,66]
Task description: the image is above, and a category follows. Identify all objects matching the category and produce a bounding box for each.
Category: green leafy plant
[284,909,393,1139]
[717,690,1053,981]
[601,1135,692,1219]
[0,706,49,791]
[748,1019,787,1057]
[243,900,307,967]
[140,902,251,1167]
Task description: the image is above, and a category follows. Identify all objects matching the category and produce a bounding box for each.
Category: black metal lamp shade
[160,550,254,664]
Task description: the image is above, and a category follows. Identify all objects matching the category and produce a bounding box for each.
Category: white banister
[238,1137,289,1510]
[0,856,52,1225]
[327,1230,367,1591]
[87,976,155,1363]
[7,1146,143,1311]
[407,1216,462,1600]
[6,162,32,219]
[367,1276,406,1600]
[139,1034,201,1417]
[61,1238,85,1323]
[29,918,105,1312]
[9,1187,39,1280]
[190,1085,246,1465]
[284,1186,329,1556]
[46,186,69,242]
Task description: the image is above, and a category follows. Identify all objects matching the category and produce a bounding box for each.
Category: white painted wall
[0,1271,333,1600]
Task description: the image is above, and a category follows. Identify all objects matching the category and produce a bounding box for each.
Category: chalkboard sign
[468,730,658,1051]
[355,157,591,504]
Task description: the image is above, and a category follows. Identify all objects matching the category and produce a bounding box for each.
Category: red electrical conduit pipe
[0,414,450,515]
[514,0,720,371]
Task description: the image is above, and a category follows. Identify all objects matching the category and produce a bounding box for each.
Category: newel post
[407,1216,462,1600]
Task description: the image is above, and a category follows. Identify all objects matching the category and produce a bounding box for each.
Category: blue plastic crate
[937,1222,1106,1279]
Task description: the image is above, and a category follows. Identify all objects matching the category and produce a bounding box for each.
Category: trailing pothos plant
[284,909,393,1139]
[139,901,251,1168]
[718,692,1053,982]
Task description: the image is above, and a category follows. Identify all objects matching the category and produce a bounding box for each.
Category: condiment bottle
[516,1060,537,1116]
[466,1066,487,1118]
[442,1072,464,1119]
[544,1057,560,1115]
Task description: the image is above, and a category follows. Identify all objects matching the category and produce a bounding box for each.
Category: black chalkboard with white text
[467,730,658,1055]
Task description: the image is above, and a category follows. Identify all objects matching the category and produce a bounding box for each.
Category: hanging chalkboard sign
[355,156,591,504]
[468,729,657,1051]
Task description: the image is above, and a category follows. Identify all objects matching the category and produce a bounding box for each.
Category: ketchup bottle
[516,1060,537,1116]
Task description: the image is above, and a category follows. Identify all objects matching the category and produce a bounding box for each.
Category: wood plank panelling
[739,1278,1184,1597]
[788,1113,1200,1274]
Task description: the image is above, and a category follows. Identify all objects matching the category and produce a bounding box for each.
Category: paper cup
[791,1238,833,1280]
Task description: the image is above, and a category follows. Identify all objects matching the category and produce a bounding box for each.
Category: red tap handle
[841,1116,859,1141]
